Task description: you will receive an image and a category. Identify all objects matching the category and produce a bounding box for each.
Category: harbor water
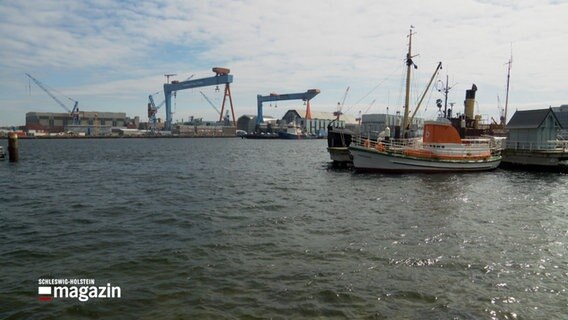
[1,138,567,319]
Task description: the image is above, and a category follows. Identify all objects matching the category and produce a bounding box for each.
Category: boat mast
[503,53,512,126]
[443,75,449,118]
[408,61,443,126]
[402,27,416,135]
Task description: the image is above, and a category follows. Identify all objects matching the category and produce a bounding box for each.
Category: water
[1,138,567,319]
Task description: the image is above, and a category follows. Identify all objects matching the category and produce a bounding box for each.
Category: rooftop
[506,108,561,129]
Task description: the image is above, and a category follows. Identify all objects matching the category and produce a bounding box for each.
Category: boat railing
[352,135,502,157]
[351,135,418,155]
[425,141,497,157]
[505,140,568,152]
[461,138,492,145]
[465,136,506,153]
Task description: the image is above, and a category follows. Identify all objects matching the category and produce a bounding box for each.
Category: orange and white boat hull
[350,145,501,172]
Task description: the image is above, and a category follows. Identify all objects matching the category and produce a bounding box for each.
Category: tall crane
[199,91,221,115]
[200,91,230,125]
[148,91,165,132]
[256,89,320,125]
[334,86,350,120]
[357,98,376,124]
[163,67,235,130]
[26,73,80,125]
[363,98,376,114]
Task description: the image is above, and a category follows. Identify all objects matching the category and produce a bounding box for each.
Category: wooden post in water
[8,132,19,162]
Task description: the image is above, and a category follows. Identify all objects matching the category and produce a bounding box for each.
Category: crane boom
[340,86,350,108]
[363,99,376,114]
[199,91,221,115]
[25,73,75,113]
[334,86,350,119]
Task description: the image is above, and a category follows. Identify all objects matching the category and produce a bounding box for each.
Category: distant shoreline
[1,135,240,140]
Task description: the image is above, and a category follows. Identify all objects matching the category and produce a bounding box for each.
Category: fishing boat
[327,121,355,165]
[350,119,502,172]
[349,28,502,173]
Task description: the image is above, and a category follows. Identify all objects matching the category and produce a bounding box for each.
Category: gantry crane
[256,89,320,125]
[163,67,235,130]
[26,73,80,125]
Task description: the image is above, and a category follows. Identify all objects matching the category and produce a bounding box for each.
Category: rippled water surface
[1,138,567,319]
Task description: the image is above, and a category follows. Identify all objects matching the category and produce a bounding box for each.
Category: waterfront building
[237,115,277,133]
[26,111,128,135]
[361,113,424,140]
[281,109,356,136]
[502,107,568,169]
[506,108,562,149]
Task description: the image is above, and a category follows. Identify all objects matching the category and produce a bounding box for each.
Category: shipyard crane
[363,99,376,114]
[356,98,377,124]
[163,67,235,130]
[200,91,231,125]
[334,86,350,120]
[147,91,166,132]
[256,89,320,125]
[164,73,177,84]
[199,91,221,115]
[25,73,80,125]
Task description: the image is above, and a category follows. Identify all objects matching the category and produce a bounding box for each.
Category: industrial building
[26,111,130,135]
[172,123,236,136]
[237,115,255,133]
[281,109,355,136]
[238,109,356,136]
[361,113,424,139]
[237,115,278,133]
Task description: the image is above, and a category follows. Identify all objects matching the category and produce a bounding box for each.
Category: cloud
[0,0,567,126]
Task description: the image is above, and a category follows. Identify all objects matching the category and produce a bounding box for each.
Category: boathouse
[506,108,563,150]
[551,104,568,139]
[503,107,568,169]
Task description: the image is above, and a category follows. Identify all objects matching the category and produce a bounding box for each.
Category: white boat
[349,27,502,173]
[350,118,502,172]
[278,122,317,140]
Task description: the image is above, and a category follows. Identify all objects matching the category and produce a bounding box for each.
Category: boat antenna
[436,74,457,118]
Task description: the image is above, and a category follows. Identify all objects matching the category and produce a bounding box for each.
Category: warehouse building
[361,113,424,139]
[237,115,278,133]
[281,109,356,136]
[26,111,128,135]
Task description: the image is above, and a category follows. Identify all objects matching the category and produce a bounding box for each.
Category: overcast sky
[1,0,566,126]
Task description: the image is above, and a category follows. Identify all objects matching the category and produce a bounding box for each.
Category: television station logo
[37,278,121,302]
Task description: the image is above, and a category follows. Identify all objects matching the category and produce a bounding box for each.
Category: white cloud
[0,0,567,126]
